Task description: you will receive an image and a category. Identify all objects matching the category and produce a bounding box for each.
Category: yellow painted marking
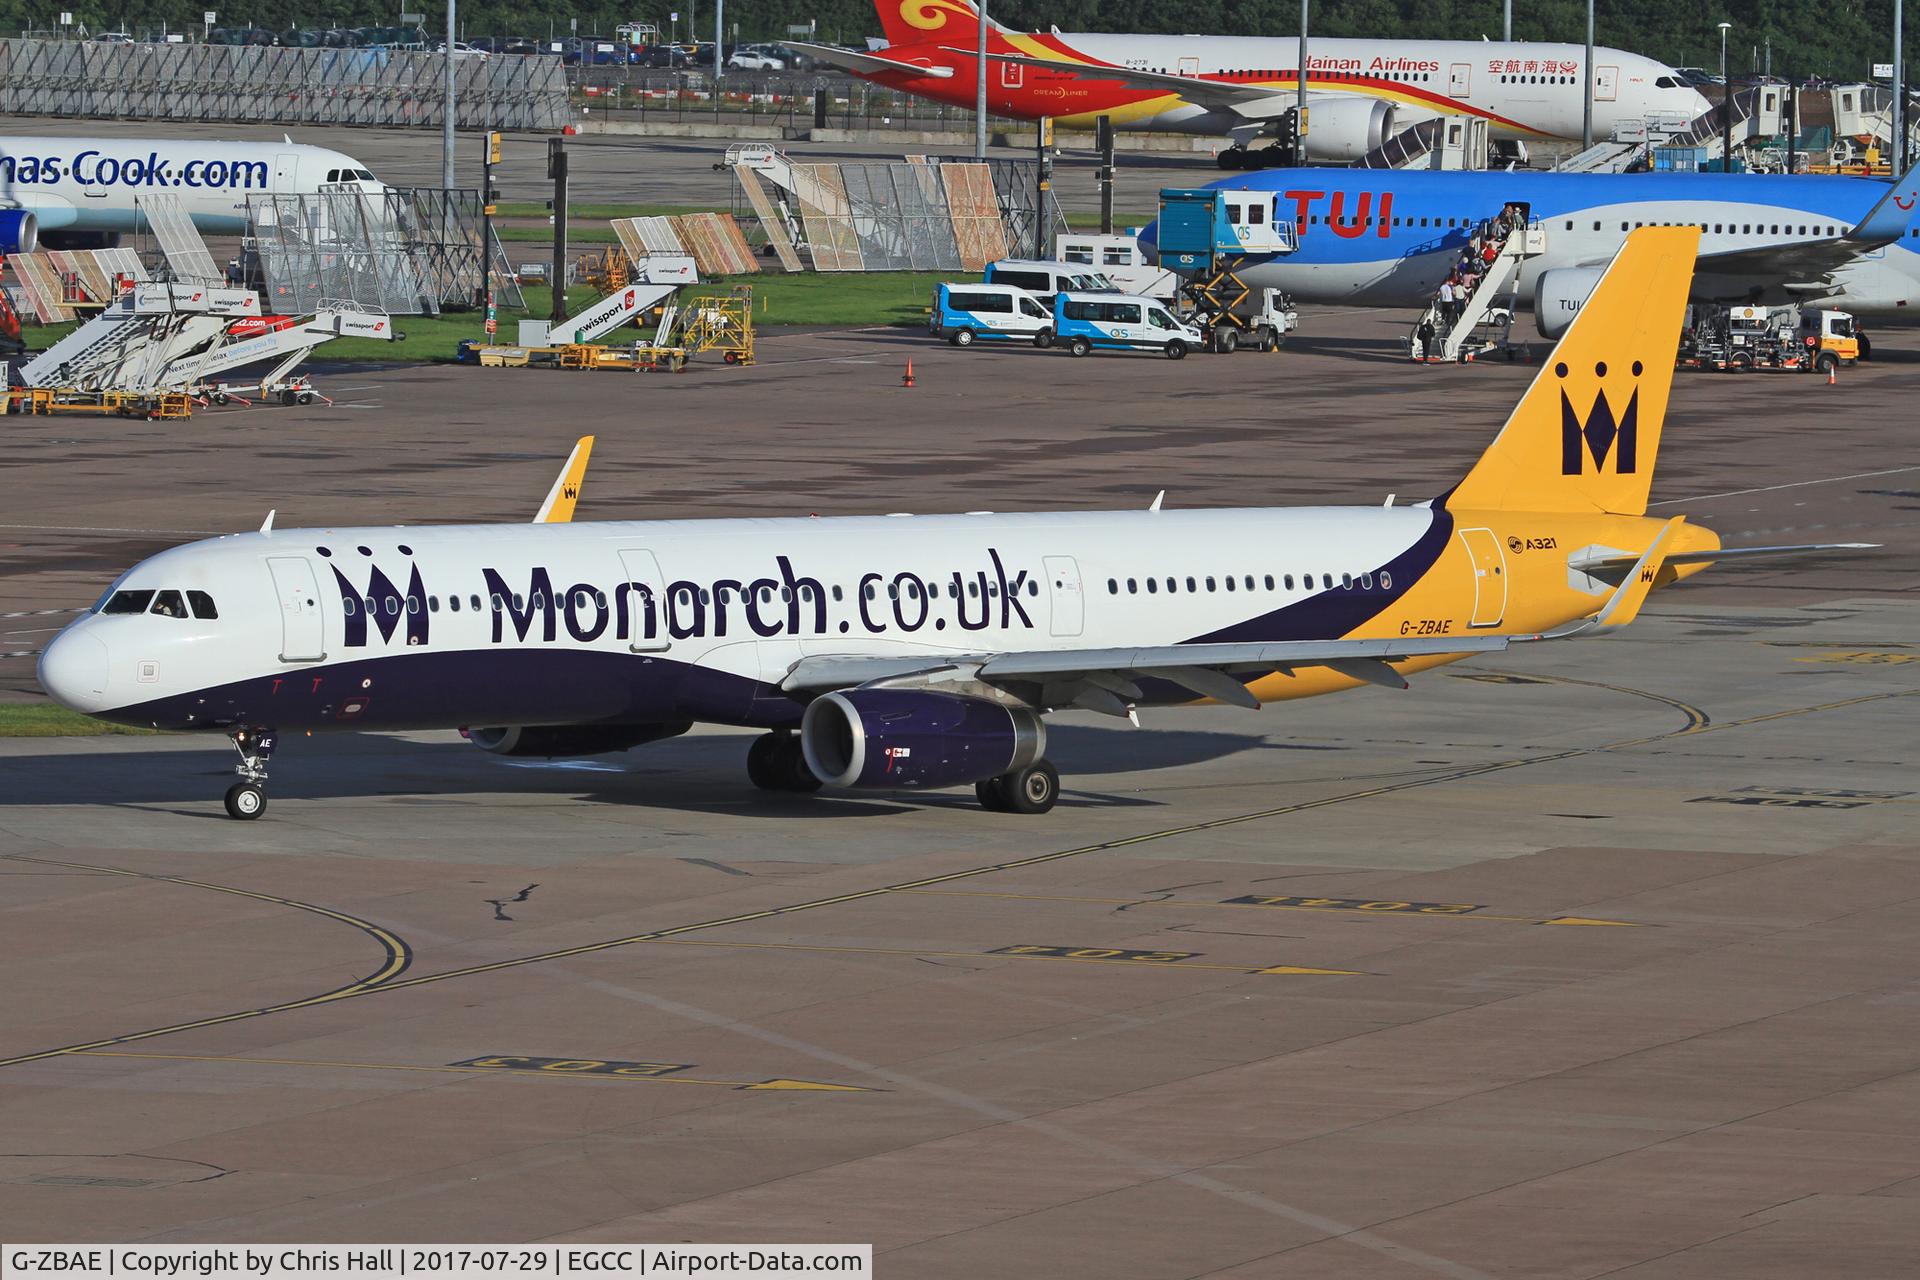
[645,936,1334,975]
[74,1051,874,1093]
[1794,650,1920,665]
[899,888,1640,928]
[1545,917,1644,927]
[1258,966,1366,976]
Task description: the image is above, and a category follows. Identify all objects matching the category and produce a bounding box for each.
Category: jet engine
[1301,98,1398,163]
[800,689,1045,790]
[1534,267,1606,338]
[466,722,691,757]
[0,210,39,255]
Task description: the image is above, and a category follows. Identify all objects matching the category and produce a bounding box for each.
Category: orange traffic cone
[902,359,915,388]
[1827,364,1837,386]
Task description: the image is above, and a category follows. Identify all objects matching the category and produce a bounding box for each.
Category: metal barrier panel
[0,39,569,130]
[251,187,437,316]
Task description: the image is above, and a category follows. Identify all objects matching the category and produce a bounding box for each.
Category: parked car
[646,43,695,67]
[93,30,135,43]
[728,44,787,70]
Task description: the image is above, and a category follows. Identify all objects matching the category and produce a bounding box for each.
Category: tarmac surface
[2,307,1918,1274]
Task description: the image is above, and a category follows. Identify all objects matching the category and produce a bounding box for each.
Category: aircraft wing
[785,40,953,79]
[1698,162,1920,284]
[780,634,1517,709]
[941,48,1300,119]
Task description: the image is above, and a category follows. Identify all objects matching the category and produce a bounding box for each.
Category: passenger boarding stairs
[518,255,696,347]
[1409,222,1545,364]
[1355,117,1489,171]
[163,304,400,401]
[18,284,262,392]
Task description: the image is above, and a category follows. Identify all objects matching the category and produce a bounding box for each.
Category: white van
[983,259,1119,301]
[1055,234,1180,301]
[929,282,1056,347]
[1053,292,1205,359]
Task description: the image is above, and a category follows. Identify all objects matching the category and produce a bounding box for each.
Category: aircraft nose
[1137,221,1160,263]
[38,628,110,713]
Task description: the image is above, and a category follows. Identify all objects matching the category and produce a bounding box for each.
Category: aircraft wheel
[746,733,784,791]
[974,775,1010,812]
[1164,340,1188,360]
[1068,337,1092,357]
[997,760,1059,815]
[1216,146,1248,171]
[224,782,266,820]
[778,736,821,792]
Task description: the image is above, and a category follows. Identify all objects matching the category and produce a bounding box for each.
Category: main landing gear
[223,725,276,820]
[746,731,821,793]
[975,759,1060,815]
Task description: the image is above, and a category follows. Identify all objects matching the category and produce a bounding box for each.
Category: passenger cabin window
[100,589,155,615]
[947,290,1013,314]
[992,270,1049,292]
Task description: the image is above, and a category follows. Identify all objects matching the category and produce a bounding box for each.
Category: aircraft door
[1449,62,1471,98]
[1178,56,1201,78]
[266,556,326,662]
[1595,66,1618,101]
[1043,555,1084,637]
[1001,59,1023,88]
[616,548,671,652]
[274,152,299,192]
[1457,528,1508,628]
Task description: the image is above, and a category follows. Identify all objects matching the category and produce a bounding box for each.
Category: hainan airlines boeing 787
[38,229,1868,819]
[791,0,1707,166]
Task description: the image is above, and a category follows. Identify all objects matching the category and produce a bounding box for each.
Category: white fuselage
[0,136,386,235]
[38,506,1458,732]
[1041,35,1708,139]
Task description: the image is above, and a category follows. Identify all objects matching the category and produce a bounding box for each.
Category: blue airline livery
[1140,165,1920,329]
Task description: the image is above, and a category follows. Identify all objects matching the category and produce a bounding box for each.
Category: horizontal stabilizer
[1569,541,1879,572]
[787,41,954,78]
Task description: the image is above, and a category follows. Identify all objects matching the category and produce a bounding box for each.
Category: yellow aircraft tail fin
[1446,227,1700,517]
[534,435,594,524]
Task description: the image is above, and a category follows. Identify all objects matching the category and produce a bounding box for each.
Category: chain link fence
[0,39,569,129]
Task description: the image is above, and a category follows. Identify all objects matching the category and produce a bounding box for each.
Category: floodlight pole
[1719,22,1733,173]
[1295,0,1308,166]
[975,0,988,159]
[1582,0,1594,150]
[443,0,456,189]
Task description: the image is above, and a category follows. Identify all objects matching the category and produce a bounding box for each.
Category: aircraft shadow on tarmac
[3,724,1337,815]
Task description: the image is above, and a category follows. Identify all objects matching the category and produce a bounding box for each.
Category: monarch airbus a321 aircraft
[791,0,1708,166]
[38,230,1871,820]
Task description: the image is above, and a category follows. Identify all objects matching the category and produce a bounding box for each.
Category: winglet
[534,436,594,524]
[1846,162,1920,244]
[260,509,276,534]
[1591,516,1684,630]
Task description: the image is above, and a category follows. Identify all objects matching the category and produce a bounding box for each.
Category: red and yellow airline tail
[876,0,987,49]
[1447,226,1701,516]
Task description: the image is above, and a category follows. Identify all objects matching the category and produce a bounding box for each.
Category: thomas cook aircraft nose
[38,629,110,713]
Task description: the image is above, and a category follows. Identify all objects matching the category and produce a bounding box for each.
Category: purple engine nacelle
[801,689,1046,790]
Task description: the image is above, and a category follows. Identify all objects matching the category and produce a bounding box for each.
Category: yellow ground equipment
[674,287,755,365]
[5,387,194,418]
[580,247,631,295]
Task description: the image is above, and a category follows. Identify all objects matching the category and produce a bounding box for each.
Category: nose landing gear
[224,725,276,820]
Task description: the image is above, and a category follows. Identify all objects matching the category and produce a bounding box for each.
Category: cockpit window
[355,168,376,181]
[1655,76,1678,89]
[150,589,188,618]
[100,589,154,615]
[187,590,219,619]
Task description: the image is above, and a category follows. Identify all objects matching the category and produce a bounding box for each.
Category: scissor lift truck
[1155,188,1300,353]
